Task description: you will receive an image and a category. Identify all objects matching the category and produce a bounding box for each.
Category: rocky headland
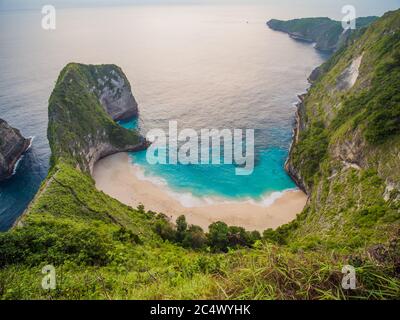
[47,63,147,174]
[267,16,377,52]
[0,119,31,181]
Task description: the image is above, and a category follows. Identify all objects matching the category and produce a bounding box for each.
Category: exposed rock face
[336,54,363,91]
[0,119,31,181]
[48,63,147,174]
[94,67,139,121]
[77,130,148,174]
[308,66,322,83]
[285,95,309,194]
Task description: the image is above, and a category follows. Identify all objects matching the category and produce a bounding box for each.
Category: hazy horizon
[1,0,399,20]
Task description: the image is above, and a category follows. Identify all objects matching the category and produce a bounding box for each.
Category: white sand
[92,153,308,231]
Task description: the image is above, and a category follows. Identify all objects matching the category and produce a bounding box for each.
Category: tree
[263,228,285,244]
[249,230,262,243]
[154,220,176,242]
[182,225,207,249]
[176,215,188,242]
[176,215,188,233]
[227,226,248,247]
[207,221,229,252]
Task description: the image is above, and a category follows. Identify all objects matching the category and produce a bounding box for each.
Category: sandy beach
[93,153,308,231]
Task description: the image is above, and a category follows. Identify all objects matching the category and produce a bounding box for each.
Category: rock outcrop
[335,54,363,91]
[0,119,31,181]
[285,95,309,194]
[267,16,377,52]
[48,63,147,174]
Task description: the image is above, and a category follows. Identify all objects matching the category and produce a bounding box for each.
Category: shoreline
[93,152,308,231]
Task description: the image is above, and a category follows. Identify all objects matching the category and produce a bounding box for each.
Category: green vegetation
[286,9,400,249]
[153,214,261,251]
[267,16,378,52]
[334,45,400,143]
[292,121,329,187]
[1,11,400,300]
[48,63,143,172]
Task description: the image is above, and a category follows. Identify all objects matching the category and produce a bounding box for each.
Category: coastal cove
[0,5,328,230]
[93,152,308,231]
[1,2,399,300]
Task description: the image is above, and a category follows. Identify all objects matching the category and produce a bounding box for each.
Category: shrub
[0,220,115,267]
[176,215,188,242]
[182,225,207,250]
[153,219,176,242]
[207,222,230,252]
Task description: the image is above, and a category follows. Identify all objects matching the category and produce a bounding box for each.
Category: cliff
[0,119,31,181]
[48,63,146,173]
[92,64,138,121]
[267,16,377,52]
[284,9,400,248]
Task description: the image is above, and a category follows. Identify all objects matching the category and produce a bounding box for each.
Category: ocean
[1,1,397,230]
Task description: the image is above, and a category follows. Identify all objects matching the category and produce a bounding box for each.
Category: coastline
[93,152,308,231]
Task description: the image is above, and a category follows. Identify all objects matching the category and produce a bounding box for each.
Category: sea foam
[11,136,35,176]
[131,162,297,208]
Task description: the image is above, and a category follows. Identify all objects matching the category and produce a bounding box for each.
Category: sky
[0,0,399,18]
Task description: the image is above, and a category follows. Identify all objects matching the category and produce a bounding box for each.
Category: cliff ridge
[0,119,31,181]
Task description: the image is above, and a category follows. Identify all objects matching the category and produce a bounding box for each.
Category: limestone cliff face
[0,119,31,181]
[93,66,139,121]
[48,63,146,174]
[267,16,377,52]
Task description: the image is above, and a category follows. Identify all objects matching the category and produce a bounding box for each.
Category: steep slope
[267,16,377,52]
[284,9,400,249]
[0,119,31,181]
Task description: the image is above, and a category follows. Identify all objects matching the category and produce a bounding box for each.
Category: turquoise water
[132,149,295,199]
[120,119,296,200]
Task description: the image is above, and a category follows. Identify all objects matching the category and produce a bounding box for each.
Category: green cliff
[284,9,400,250]
[0,12,399,300]
[267,16,378,52]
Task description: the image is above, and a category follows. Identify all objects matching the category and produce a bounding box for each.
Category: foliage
[267,16,377,52]
[48,63,142,171]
